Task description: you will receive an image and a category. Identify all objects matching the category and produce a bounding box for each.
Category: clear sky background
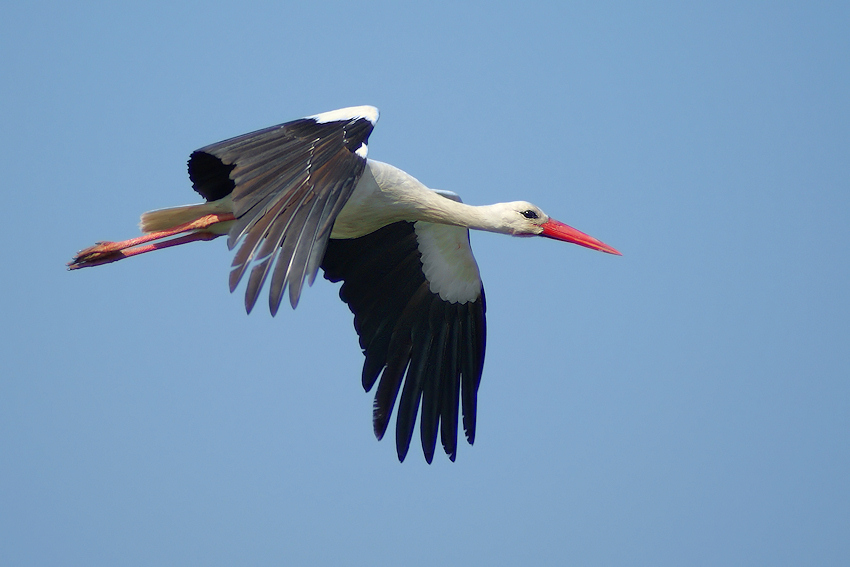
[2,2,848,565]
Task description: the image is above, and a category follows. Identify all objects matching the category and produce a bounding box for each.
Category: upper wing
[187,106,379,314]
[322,221,487,463]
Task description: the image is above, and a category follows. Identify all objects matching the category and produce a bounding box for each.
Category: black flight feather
[322,221,486,462]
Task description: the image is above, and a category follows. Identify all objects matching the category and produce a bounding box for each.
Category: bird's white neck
[331,160,511,239]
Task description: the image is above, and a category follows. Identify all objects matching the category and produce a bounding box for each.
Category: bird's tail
[139,196,233,233]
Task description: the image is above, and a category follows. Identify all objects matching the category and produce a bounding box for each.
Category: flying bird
[69,105,621,463]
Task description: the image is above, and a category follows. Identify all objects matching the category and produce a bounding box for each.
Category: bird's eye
[520,210,539,219]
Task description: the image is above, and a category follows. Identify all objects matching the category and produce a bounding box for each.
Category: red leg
[68,212,235,269]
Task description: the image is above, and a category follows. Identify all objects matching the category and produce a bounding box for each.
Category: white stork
[69,105,621,463]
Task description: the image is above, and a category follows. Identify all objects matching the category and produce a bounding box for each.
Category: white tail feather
[139,195,233,233]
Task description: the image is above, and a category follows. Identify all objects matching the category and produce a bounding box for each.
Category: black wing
[187,106,378,314]
[322,221,487,463]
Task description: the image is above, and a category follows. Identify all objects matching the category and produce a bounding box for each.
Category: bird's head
[497,201,621,255]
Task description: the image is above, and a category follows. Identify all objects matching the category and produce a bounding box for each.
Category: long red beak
[540,219,622,255]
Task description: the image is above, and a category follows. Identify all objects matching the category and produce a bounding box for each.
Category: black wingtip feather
[461,293,487,445]
[373,352,408,441]
[439,313,462,460]
[420,301,449,464]
[395,314,432,462]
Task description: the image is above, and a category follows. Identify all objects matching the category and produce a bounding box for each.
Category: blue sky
[2,2,848,565]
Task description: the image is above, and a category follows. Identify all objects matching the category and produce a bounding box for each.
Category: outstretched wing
[322,221,487,463]
[187,105,378,314]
